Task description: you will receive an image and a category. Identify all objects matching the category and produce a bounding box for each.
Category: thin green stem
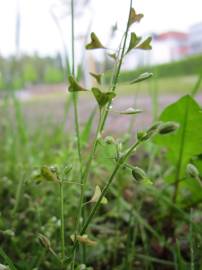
[71,110,103,268]
[70,0,82,164]
[59,181,65,265]
[70,1,133,266]
[72,140,140,254]
[100,0,133,131]
[70,0,82,267]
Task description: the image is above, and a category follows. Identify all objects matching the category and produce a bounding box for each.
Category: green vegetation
[113,54,202,84]
[0,54,65,90]
[1,1,202,270]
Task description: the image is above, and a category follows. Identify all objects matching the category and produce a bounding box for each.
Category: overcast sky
[0,0,202,56]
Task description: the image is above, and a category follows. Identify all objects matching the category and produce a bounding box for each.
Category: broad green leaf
[90,185,108,204]
[154,95,202,178]
[126,32,141,54]
[129,8,144,27]
[70,234,97,246]
[85,32,105,50]
[130,72,153,84]
[92,87,116,108]
[89,72,102,85]
[119,107,143,115]
[136,37,152,50]
[68,76,88,92]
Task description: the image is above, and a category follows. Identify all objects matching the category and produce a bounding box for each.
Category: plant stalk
[59,181,65,265]
[100,0,133,131]
[71,140,141,255]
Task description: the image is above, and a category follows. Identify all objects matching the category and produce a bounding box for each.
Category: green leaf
[0,248,17,270]
[129,8,144,27]
[119,107,143,115]
[92,87,116,108]
[108,53,117,60]
[136,37,152,50]
[90,185,108,204]
[130,72,153,84]
[85,32,105,50]
[89,72,102,85]
[154,95,202,178]
[68,76,88,92]
[126,32,141,54]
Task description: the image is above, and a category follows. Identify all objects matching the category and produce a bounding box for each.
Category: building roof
[157,31,188,41]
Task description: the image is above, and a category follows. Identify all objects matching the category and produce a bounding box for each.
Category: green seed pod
[132,166,147,181]
[158,121,179,135]
[38,233,51,250]
[41,165,59,183]
[137,131,150,141]
[147,121,162,134]
[104,136,116,145]
[64,164,73,176]
[186,163,199,179]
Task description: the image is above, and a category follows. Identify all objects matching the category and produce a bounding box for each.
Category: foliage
[0,54,64,90]
[108,54,202,84]
[0,1,202,270]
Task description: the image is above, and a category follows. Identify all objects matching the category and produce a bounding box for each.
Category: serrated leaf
[92,87,116,108]
[70,234,97,246]
[154,95,202,179]
[90,185,108,204]
[137,37,152,50]
[129,8,144,27]
[85,32,105,50]
[119,107,143,115]
[68,76,88,92]
[130,72,153,84]
[126,32,141,54]
[89,72,102,85]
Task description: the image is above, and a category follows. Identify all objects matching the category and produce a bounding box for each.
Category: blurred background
[0,0,202,130]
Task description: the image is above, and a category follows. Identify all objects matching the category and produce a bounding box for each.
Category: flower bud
[132,166,147,181]
[186,163,199,179]
[158,121,179,135]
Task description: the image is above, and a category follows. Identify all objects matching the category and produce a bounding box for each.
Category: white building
[123,31,189,70]
[189,22,202,55]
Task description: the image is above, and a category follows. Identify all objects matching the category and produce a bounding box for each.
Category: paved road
[9,84,201,134]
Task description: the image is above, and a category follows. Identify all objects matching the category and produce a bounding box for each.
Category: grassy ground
[0,75,202,269]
